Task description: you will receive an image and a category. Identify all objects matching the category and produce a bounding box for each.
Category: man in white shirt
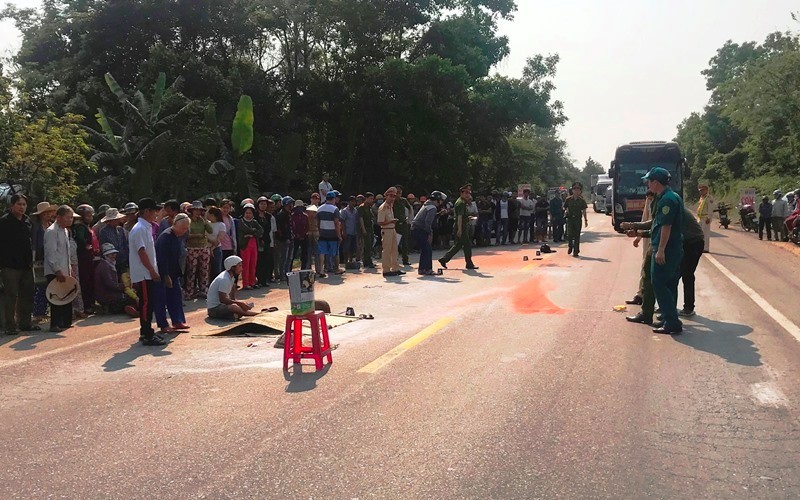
[495,192,510,245]
[771,189,791,242]
[518,189,535,244]
[44,205,74,332]
[318,173,333,200]
[207,256,257,320]
[129,198,166,346]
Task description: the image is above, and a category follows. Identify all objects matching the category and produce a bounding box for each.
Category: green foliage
[4,0,571,202]
[231,95,254,158]
[1,113,94,204]
[676,29,800,200]
[0,67,18,170]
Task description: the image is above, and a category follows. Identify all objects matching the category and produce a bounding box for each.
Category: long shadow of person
[674,315,760,367]
[102,341,172,372]
[284,363,331,393]
[10,331,66,351]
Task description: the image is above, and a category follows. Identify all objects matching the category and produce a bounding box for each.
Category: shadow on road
[284,363,330,393]
[675,315,760,367]
[9,331,66,351]
[102,342,173,372]
[575,256,610,263]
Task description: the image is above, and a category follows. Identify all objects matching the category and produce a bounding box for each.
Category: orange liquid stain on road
[510,277,566,315]
[475,250,535,268]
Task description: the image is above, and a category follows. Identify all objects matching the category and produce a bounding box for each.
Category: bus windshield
[616,163,681,196]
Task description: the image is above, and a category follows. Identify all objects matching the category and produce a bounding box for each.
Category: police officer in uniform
[393,185,413,266]
[564,182,588,257]
[643,167,684,334]
[438,185,479,270]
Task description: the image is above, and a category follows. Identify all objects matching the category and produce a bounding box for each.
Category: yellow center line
[357,317,454,374]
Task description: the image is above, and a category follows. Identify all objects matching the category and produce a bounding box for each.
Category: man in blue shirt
[643,167,684,334]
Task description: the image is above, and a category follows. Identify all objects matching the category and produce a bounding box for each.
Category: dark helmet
[429,191,447,202]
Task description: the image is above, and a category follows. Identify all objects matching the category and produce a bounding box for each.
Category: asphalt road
[1,212,800,499]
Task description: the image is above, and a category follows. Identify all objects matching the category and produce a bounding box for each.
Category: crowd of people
[757,189,800,242]
[0,174,594,345]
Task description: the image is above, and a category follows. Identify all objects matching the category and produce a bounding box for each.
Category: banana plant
[86,72,196,198]
[208,95,257,199]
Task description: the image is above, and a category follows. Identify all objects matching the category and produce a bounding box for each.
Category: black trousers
[134,280,156,340]
[681,240,705,312]
[45,274,73,329]
[256,248,274,285]
[758,218,772,240]
[508,218,519,243]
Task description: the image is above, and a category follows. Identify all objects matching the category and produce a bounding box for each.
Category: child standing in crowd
[185,201,212,299]
[206,207,226,278]
[237,203,263,290]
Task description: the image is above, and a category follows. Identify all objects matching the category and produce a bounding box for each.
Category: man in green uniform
[643,167,684,334]
[622,192,658,326]
[438,185,479,270]
[564,182,589,257]
[393,185,413,266]
[358,192,376,268]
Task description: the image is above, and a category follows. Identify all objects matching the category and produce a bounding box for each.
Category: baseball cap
[642,167,671,185]
[326,191,337,200]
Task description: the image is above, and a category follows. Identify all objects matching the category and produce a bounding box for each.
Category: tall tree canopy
[676,30,800,198]
[3,0,574,202]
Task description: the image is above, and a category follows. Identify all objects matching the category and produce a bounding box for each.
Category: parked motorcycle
[738,204,758,232]
[715,203,731,229]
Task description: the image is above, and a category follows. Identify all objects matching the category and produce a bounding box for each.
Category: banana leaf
[95,109,121,152]
[121,100,153,134]
[104,73,128,104]
[134,130,172,163]
[231,95,254,158]
[209,159,235,175]
[154,102,195,129]
[134,90,151,124]
[151,72,167,123]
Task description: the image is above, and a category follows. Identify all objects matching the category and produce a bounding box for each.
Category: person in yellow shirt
[697,184,715,252]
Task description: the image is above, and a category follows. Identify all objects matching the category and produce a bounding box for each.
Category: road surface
[1,212,800,499]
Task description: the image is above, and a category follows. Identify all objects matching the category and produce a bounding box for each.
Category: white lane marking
[750,382,789,407]
[706,254,800,343]
[0,326,140,370]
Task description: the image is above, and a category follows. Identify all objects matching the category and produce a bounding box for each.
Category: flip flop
[260,307,280,313]
[358,314,374,320]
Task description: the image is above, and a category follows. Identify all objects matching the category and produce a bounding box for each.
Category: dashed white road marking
[706,254,800,344]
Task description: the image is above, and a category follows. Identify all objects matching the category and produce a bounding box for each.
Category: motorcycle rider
[758,195,773,241]
[697,184,715,252]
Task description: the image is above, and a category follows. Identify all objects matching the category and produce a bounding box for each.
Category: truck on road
[590,174,612,213]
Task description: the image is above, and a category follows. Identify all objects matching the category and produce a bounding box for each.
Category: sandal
[260,307,279,313]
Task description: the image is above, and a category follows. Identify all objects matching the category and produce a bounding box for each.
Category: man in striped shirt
[316,192,344,277]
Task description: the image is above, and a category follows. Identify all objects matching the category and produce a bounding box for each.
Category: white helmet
[224,255,243,271]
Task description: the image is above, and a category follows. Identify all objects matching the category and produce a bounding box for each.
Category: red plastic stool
[283,311,332,371]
